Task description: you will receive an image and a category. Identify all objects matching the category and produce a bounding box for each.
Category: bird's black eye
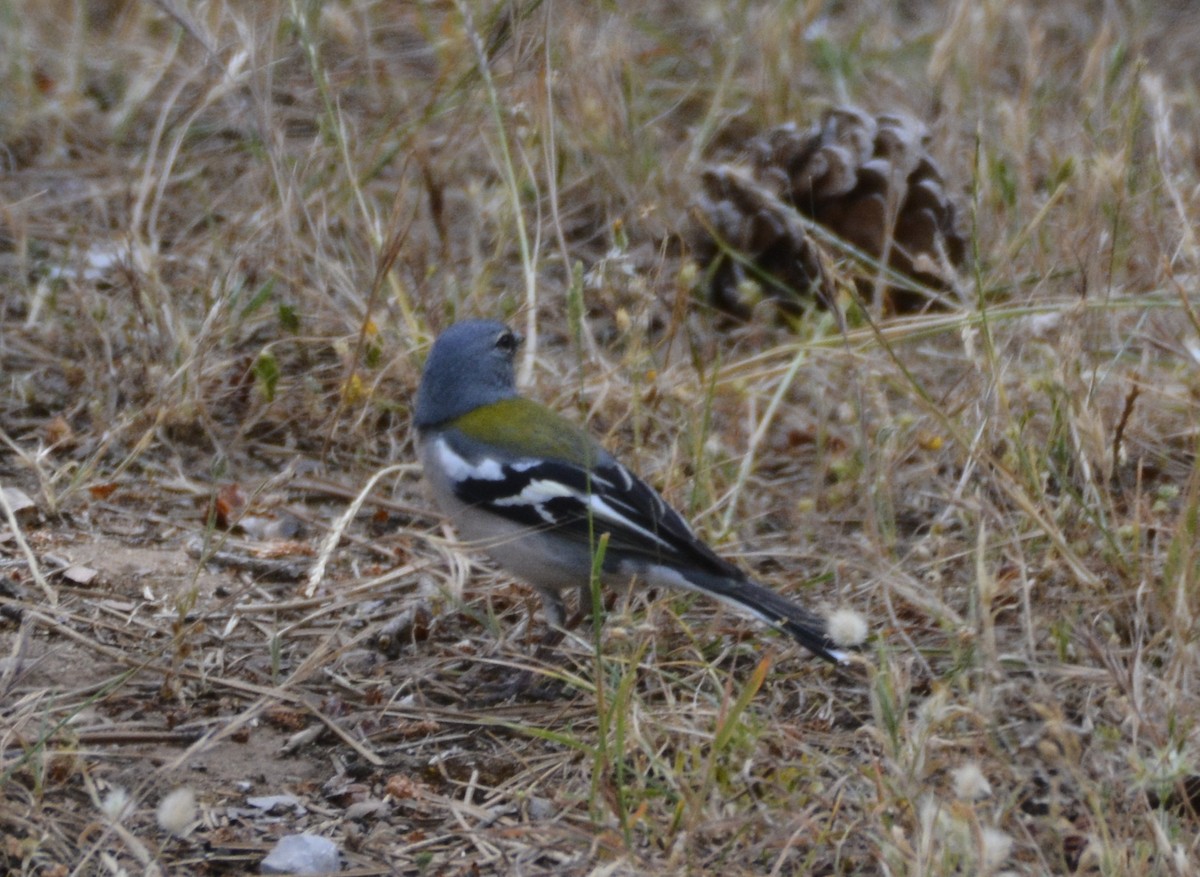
[495,329,519,352]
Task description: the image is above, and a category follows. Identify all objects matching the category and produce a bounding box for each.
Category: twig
[184,535,310,581]
[306,463,407,597]
[0,487,56,606]
[1111,378,1141,480]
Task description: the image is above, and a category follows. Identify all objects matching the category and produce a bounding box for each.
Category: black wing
[443,439,738,579]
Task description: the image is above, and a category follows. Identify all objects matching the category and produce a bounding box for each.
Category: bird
[413,318,852,664]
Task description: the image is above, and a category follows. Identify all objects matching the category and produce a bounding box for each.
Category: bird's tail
[678,569,849,664]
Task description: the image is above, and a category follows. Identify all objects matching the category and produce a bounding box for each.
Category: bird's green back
[453,397,602,466]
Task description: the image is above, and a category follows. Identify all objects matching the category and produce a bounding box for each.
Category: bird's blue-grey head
[414,320,522,430]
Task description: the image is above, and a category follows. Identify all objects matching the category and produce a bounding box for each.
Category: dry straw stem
[2,0,1200,874]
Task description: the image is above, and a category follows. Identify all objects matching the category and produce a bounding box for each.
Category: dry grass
[2,0,1200,873]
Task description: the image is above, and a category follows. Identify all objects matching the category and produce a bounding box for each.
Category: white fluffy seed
[826,608,868,647]
[156,787,197,836]
[980,827,1013,869]
[100,787,131,822]
[952,763,993,801]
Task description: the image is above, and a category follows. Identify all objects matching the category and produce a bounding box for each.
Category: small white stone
[260,833,341,874]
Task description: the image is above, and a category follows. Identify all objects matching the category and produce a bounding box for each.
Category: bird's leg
[471,586,572,703]
[537,586,571,639]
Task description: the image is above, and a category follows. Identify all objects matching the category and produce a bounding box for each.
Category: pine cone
[691,106,967,316]
[692,164,830,317]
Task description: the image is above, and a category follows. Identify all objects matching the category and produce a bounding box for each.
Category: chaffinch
[414,319,851,664]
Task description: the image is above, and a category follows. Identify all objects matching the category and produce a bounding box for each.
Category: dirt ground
[2,475,669,873]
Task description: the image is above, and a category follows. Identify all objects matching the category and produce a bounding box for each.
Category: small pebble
[260,834,341,874]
